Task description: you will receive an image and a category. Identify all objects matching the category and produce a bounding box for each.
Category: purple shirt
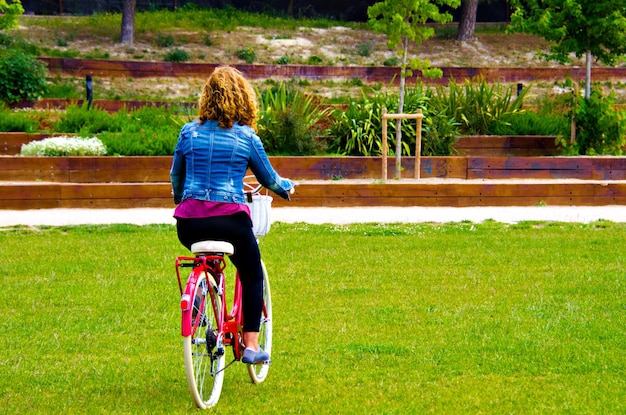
[174,199,251,219]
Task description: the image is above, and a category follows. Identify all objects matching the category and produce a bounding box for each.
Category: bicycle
[174,183,274,409]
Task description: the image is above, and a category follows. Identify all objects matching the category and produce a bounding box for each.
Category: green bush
[328,96,387,156]
[327,85,460,157]
[356,42,374,57]
[0,48,48,104]
[156,33,175,47]
[163,49,190,62]
[54,104,122,135]
[0,105,42,132]
[488,111,569,136]
[257,81,330,155]
[98,106,183,155]
[383,57,399,66]
[565,90,626,155]
[0,33,39,55]
[428,77,527,135]
[307,55,323,65]
[49,104,186,156]
[236,47,256,64]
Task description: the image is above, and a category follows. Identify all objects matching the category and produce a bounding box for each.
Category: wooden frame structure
[381,108,424,180]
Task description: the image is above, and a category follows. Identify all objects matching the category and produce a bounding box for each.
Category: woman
[170,66,295,364]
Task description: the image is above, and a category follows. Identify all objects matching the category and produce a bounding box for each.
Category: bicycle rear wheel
[247,260,272,383]
[183,272,225,409]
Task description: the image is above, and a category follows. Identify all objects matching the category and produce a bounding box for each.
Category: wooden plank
[1,183,62,200]
[38,58,626,83]
[421,157,467,179]
[454,136,558,156]
[467,157,623,180]
[0,156,71,183]
[0,133,59,156]
[67,156,171,182]
[468,157,593,169]
[59,198,174,209]
[0,199,61,209]
[2,181,625,209]
[59,183,171,199]
[2,154,625,183]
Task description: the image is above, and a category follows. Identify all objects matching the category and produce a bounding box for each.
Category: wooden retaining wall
[7,155,626,183]
[2,155,626,209]
[3,180,626,210]
[39,58,626,84]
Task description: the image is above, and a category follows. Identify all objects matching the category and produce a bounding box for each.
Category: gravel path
[1,206,625,227]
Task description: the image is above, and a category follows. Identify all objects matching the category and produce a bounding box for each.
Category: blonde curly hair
[198,66,258,131]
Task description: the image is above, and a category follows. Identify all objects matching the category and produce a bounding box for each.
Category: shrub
[236,47,256,64]
[383,57,399,67]
[54,104,122,135]
[565,90,626,155]
[327,85,459,157]
[156,33,175,47]
[0,105,43,132]
[98,106,183,156]
[164,49,190,62]
[0,48,48,104]
[0,33,39,55]
[356,42,374,57]
[20,136,107,156]
[50,104,186,156]
[307,55,323,65]
[488,111,569,136]
[256,82,330,155]
[428,77,527,135]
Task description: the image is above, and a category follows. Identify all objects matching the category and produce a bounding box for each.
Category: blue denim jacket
[170,120,294,205]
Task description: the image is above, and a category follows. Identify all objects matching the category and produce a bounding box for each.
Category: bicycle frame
[175,255,246,359]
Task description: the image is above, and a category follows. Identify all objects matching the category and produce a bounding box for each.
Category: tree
[0,0,24,31]
[456,0,478,41]
[368,0,460,178]
[508,0,626,99]
[120,0,136,45]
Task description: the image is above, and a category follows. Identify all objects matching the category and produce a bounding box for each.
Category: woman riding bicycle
[170,66,295,364]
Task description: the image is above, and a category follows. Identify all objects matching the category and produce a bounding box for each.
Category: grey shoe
[242,347,270,364]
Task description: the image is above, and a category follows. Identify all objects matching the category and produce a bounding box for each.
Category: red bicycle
[175,184,273,409]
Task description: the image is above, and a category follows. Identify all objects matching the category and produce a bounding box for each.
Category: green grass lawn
[1,221,624,414]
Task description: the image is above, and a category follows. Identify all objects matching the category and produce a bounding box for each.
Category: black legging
[176,212,263,332]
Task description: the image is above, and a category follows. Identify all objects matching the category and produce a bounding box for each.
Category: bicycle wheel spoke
[184,270,225,409]
[247,261,272,383]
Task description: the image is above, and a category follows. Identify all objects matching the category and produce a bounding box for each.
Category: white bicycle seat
[190,240,234,256]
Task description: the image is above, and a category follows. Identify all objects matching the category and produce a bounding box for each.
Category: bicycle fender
[181,271,199,337]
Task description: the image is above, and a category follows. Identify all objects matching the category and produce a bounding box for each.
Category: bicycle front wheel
[247,260,272,383]
[183,273,225,409]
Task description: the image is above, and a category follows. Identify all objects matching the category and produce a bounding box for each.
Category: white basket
[246,194,273,237]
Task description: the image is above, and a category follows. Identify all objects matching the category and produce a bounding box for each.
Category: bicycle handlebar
[244,177,297,196]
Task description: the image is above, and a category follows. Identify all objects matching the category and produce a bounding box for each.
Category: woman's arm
[248,134,295,200]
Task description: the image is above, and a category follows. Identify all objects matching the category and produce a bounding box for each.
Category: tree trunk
[395,37,408,179]
[456,0,478,41]
[584,50,592,99]
[120,0,136,46]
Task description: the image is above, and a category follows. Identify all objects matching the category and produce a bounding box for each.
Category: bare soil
[16,20,626,102]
